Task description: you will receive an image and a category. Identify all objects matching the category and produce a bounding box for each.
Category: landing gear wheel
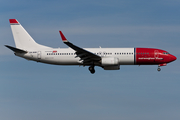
[89,66,95,74]
[157,67,161,72]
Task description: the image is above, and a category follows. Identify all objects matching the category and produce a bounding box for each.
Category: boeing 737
[5,19,177,74]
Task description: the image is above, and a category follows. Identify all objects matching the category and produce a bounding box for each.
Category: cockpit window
[163,52,169,54]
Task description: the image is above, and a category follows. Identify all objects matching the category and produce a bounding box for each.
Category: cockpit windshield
[163,52,170,54]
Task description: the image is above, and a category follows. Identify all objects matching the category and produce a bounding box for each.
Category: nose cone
[171,55,177,62]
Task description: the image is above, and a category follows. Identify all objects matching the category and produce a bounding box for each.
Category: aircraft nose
[171,55,177,61]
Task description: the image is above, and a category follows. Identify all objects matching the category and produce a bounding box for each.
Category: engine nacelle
[101,57,119,66]
[103,65,120,70]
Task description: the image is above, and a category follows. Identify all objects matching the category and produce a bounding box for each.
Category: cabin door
[37,51,41,59]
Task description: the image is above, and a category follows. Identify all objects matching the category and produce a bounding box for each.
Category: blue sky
[0,0,180,120]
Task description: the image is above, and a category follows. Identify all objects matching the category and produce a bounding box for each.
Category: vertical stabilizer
[9,19,50,50]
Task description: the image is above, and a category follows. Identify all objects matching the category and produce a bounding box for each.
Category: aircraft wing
[59,31,101,64]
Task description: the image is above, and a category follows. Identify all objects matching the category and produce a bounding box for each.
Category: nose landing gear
[89,65,95,74]
[157,67,161,71]
[157,63,167,72]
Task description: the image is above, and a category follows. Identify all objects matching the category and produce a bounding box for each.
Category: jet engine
[101,57,120,70]
[101,57,119,66]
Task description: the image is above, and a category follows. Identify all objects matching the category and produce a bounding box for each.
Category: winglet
[59,31,68,42]
[9,19,19,25]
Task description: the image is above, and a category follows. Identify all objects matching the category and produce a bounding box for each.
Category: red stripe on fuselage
[135,48,175,65]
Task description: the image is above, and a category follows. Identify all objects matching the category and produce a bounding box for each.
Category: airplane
[5,19,177,74]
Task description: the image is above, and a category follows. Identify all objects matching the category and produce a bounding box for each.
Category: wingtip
[9,19,19,24]
[59,31,68,42]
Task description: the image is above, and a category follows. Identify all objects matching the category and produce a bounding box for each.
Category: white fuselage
[17,48,135,66]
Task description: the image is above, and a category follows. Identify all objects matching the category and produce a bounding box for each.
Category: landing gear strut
[89,65,95,74]
[157,67,161,72]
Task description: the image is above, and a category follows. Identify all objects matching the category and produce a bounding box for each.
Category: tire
[89,66,95,74]
[157,68,161,71]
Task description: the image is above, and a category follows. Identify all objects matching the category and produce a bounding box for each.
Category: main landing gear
[89,65,95,74]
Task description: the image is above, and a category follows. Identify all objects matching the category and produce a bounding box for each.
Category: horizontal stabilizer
[5,45,27,53]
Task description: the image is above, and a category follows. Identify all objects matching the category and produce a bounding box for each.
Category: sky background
[0,0,180,120]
